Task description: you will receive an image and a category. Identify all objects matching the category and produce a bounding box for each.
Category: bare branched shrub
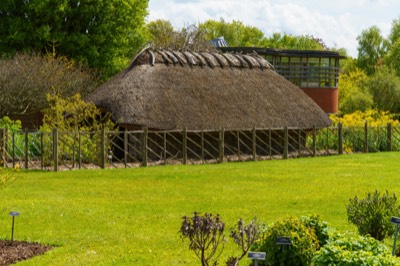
[0,53,100,116]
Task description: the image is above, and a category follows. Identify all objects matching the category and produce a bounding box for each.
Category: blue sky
[148,0,400,57]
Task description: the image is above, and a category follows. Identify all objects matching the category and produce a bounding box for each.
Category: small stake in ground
[9,211,20,243]
[391,216,400,256]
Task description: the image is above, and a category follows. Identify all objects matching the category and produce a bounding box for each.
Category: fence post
[387,123,392,152]
[219,128,225,163]
[40,132,44,170]
[183,127,187,165]
[100,127,106,169]
[12,131,15,168]
[338,123,343,155]
[201,131,205,163]
[252,127,256,161]
[53,128,58,172]
[78,132,81,169]
[24,128,29,170]
[124,130,128,168]
[312,125,317,157]
[364,122,368,153]
[283,127,288,159]
[0,128,4,167]
[142,126,148,167]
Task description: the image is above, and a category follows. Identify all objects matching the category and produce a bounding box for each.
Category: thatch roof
[87,48,331,130]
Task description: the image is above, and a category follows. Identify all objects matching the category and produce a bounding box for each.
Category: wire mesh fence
[0,123,399,171]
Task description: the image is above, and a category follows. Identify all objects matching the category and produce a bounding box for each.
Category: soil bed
[0,240,52,266]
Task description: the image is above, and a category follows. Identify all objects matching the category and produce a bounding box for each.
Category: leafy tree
[0,0,149,78]
[0,53,100,116]
[146,19,175,48]
[41,92,115,166]
[385,38,400,77]
[265,32,327,50]
[199,19,268,47]
[147,20,212,50]
[367,66,400,113]
[389,17,400,45]
[356,26,388,75]
[338,68,373,114]
[41,93,114,132]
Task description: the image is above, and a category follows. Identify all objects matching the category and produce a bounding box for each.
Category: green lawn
[1,152,400,265]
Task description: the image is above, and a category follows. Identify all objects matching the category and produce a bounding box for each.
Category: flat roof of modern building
[219,47,346,59]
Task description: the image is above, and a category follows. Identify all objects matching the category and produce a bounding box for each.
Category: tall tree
[367,66,400,113]
[0,0,148,78]
[147,20,212,50]
[265,32,327,50]
[356,26,388,75]
[198,19,267,47]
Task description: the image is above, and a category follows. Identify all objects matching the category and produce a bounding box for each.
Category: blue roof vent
[210,37,229,48]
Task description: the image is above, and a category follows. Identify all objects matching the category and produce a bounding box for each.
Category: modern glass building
[220,47,345,114]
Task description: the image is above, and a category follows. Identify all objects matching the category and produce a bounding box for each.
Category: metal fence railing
[0,123,399,171]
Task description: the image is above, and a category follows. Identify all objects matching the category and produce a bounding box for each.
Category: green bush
[300,214,330,246]
[312,233,398,265]
[346,190,400,241]
[252,216,321,266]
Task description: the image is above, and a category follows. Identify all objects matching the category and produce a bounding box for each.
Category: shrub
[180,212,226,266]
[312,233,398,265]
[227,217,265,266]
[252,216,320,266]
[300,214,330,246]
[346,190,400,241]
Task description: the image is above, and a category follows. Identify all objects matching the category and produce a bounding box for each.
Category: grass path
[0,153,399,265]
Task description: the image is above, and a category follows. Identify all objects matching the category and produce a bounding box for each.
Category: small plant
[312,233,398,265]
[252,216,320,266]
[346,190,400,241]
[180,212,226,266]
[227,217,265,266]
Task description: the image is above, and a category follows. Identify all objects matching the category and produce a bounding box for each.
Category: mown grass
[1,152,400,265]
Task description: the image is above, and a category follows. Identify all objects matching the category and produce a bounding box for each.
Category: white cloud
[148,0,400,57]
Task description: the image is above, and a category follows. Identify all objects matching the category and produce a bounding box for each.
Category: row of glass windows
[264,55,340,88]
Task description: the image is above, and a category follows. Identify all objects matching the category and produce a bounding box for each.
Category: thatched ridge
[87,48,331,130]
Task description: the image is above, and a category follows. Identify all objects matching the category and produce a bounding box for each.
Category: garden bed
[0,240,52,266]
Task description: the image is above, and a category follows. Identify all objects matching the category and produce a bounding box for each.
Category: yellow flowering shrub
[330,109,400,127]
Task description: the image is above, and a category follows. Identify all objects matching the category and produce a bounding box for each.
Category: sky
[148,0,400,57]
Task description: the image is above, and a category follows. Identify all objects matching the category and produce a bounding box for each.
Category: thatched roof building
[87,48,331,130]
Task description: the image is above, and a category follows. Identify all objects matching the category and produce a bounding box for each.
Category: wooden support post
[201,131,205,163]
[40,132,44,170]
[269,129,272,159]
[252,127,256,161]
[219,128,225,163]
[53,128,58,172]
[0,128,4,167]
[338,123,343,155]
[124,130,128,168]
[142,126,148,167]
[387,123,392,152]
[100,127,106,169]
[283,127,288,159]
[163,131,167,164]
[78,132,82,169]
[183,128,187,165]
[12,131,15,168]
[24,128,29,170]
[364,122,368,153]
[312,125,317,157]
